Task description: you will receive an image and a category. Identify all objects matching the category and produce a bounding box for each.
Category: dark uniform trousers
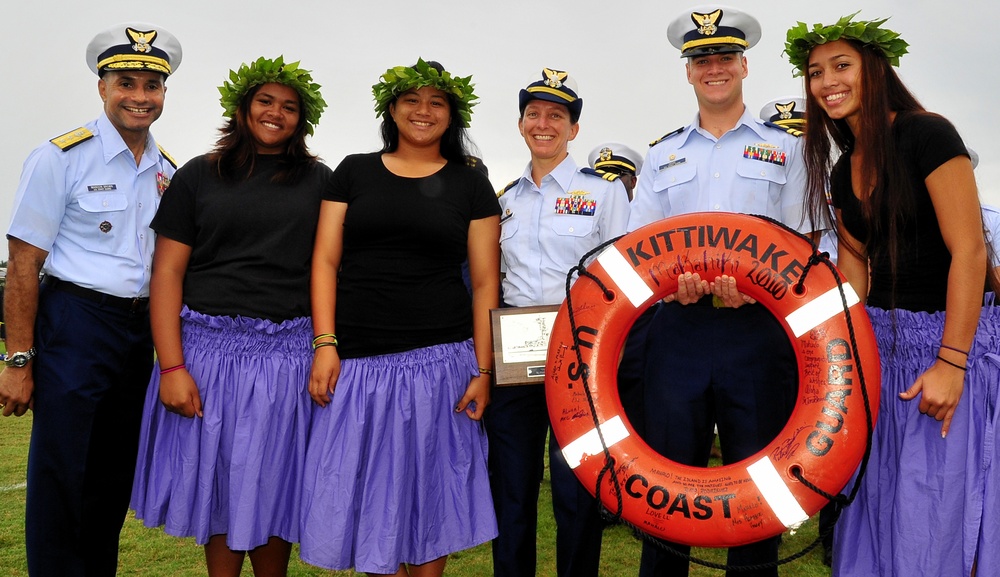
[25,285,153,577]
[638,300,796,577]
[486,383,604,577]
[485,306,653,577]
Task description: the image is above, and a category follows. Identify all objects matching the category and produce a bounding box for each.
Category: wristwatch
[4,347,37,368]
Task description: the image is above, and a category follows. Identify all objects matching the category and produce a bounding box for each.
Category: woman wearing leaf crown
[130,56,331,577]
[298,59,500,576]
[785,14,1000,576]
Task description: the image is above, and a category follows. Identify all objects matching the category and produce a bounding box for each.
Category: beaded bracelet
[936,355,967,372]
[160,363,186,375]
[938,343,969,356]
[478,367,493,375]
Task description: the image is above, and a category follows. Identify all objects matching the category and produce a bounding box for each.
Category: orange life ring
[545,212,880,548]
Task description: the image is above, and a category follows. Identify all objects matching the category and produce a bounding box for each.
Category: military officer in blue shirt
[486,68,630,577]
[627,7,810,577]
[0,22,181,576]
[588,142,644,201]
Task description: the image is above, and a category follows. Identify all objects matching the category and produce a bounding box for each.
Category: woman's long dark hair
[803,39,1000,298]
[208,83,319,184]
[378,61,478,163]
[803,41,924,293]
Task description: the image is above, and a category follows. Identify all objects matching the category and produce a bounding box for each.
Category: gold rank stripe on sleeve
[157,144,178,168]
[649,126,685,147]
[50,127,95,151]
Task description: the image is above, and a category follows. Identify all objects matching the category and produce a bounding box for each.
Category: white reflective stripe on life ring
[597,247,652,309]
[786,284,861,338]
[562,415,630,469]
[746,456,809,529]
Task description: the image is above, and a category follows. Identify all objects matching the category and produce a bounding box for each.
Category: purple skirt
[833,305,1000,576]
[299,340,498,573]
[130,307,313,550]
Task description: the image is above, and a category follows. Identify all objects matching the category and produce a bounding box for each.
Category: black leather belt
[43,276,149,313]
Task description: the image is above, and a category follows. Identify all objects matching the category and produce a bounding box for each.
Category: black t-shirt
[151,154,331,322]
[830,112,968,312]
[328,152,500,358]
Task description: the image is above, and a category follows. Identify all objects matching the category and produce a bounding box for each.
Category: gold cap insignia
[692,9,722,36]
[543,68,568,89]
[599,147,613,162]
[775,101,796,120]
[126,28,157,54]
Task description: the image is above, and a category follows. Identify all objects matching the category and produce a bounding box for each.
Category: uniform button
[714,204,721,210]
[568,227,575,233]
[102,200,109,207]
[714,172,720,178]
[716,144,722,150]
[671,177,676,182]
[760,171,766,176]
[138,202,143,208]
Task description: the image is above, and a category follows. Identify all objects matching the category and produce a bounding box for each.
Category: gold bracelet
[313,341,338,351]
[312,333,338,348]
[478,367,493,375]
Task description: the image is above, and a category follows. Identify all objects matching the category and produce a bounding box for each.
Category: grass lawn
[0,409,832,576]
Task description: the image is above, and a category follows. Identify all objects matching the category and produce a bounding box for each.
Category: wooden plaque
[489,304,561,386]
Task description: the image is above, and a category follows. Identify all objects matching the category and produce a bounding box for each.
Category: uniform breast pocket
[500,216,520,247]
[550,216,596,265]
[735,158,787,214]
[653,163,698,214]
[74,193,130,256]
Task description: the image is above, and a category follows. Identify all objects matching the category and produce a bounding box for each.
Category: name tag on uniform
[658,157,686,171]
[87,184,117,191]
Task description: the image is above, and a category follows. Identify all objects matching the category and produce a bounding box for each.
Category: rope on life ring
[545,212,881,548]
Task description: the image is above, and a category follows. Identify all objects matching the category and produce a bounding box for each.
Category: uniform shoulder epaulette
[157,144,178,168]
[649,126,685,148]
[763,121,803,138]
[496,180,518,199]
[580,167,620,181]
[49,127,94,151]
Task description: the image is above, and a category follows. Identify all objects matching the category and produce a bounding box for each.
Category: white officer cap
[759,96,806,130]
[588,143,643,175]
[86,22,182,77]
[667,6,761,58]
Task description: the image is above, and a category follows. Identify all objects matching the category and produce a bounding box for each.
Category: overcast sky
[2,0,997,261]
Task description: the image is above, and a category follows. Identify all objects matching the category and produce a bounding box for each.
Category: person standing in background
[588,142,643,201]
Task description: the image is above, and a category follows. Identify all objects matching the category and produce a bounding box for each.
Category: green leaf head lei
[218,56,328,135]
[372,58,478,128]
[784,11,909,77]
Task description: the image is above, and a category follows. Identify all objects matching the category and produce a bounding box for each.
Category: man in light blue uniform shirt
[627,7,810,577]
[0,22,181,576]
[487,68,630,577]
